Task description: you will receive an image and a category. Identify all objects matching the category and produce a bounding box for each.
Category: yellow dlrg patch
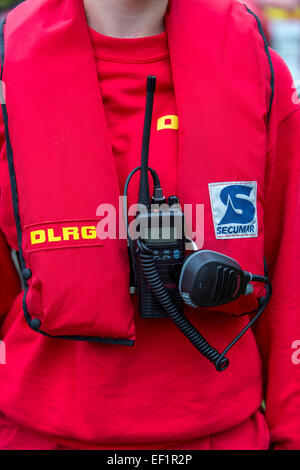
[24,221,102,253]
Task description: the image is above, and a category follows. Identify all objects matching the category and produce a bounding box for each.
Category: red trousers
[0,410,270,450]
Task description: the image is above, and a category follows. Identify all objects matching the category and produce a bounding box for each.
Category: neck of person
[83,0,168,38]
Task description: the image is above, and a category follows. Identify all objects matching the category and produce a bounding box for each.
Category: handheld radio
[134,76,185,319]
[124,76,272,372]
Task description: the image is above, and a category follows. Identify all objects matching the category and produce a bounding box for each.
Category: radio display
[143,226,178,243]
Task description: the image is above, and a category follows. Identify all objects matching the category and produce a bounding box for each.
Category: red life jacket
[0,0,273,344]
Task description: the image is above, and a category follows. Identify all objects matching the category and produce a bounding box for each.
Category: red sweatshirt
[0,28,299,450]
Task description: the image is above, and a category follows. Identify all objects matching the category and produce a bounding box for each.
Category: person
[0,0,299,451]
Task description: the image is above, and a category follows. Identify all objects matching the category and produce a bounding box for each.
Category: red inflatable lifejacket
[0,0,273,343]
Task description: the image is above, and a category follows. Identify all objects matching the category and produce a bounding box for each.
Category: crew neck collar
[89,27,169,63]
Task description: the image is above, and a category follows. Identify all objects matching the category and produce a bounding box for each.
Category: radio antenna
[138,75,156,209]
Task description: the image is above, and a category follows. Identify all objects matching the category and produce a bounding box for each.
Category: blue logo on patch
[219,185,255,225]
[209,181,258,239]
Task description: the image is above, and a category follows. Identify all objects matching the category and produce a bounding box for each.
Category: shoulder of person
[269,49,300,124]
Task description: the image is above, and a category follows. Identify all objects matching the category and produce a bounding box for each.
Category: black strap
[0,19,5,80]
[245,5,275,124]
[0,18,26,273]
[244,6,274,281]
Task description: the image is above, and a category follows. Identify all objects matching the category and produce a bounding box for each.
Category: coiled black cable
[137,240,230,372]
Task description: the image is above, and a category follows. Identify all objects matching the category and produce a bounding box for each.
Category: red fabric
[89,28,178,211]
[0,0,299,450]
[0,232,20,322]
[0,409,269,450]
[255,52,300,450]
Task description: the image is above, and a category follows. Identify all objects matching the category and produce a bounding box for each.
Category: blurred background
[0,0,300,81]
[0,0,22,16]
[247,0,300,82]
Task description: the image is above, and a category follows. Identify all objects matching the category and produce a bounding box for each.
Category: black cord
[214,275,272,371]
[123,166,161,242]
[124,166,161,292]
[137,240,230,372]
